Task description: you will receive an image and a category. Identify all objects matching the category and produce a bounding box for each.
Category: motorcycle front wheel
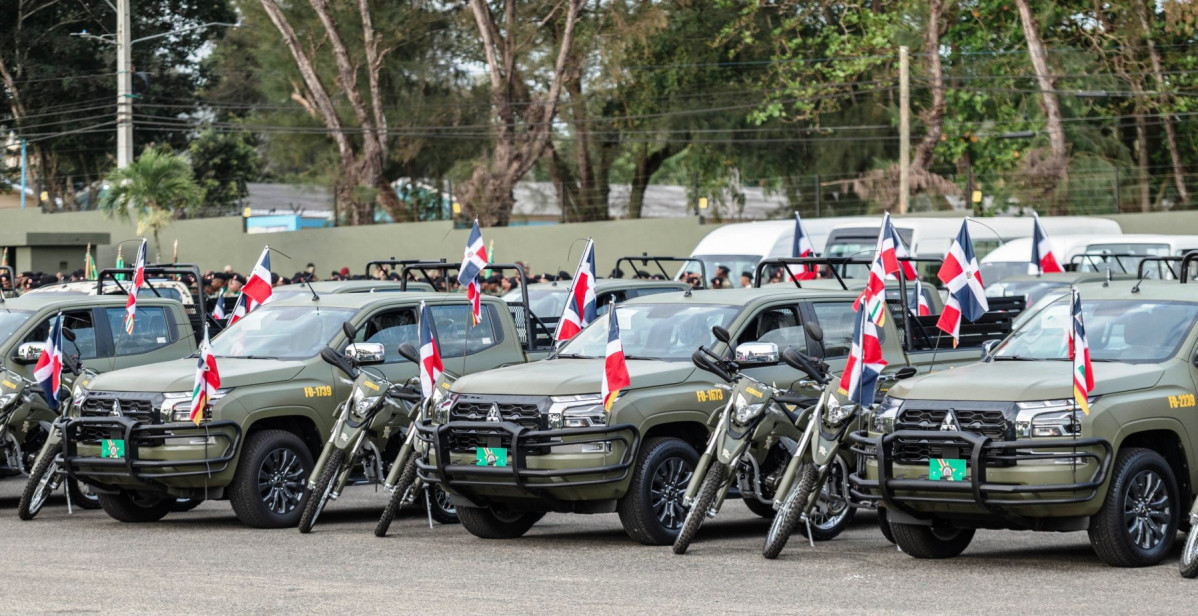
[298,449,345,534]
[374,455,418,538]
[18,445,64,520]
[672,462,727,555]
[1181,528,1198,579]
[762,463,817,560]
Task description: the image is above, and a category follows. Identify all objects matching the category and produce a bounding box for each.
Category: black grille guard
[62,416,242,489]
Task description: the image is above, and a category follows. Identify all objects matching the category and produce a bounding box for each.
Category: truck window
[738,306,805,351]
[810,302,856,359]
[106,307,175,356]
[24,310,100,360]
[429,304,502,357]
[355,308,418,364]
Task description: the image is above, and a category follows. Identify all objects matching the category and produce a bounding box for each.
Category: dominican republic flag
[33,313,64,410]
[601,312,630,412]
[1030,214,1063,275]
[188,330,221,425]
[458,220,488,325]
[242,246,274,307]
[838,306,887,405]
[124,239,147,334]
[788,212,817,281]
[908,278,932,317]
[936,220,989,345]
[227,293,260,326]
[852,213,903,326]
[418,301,443,399]
[1069,289,1095,416]
[886,219,918,281]
[211,299,226,321]
[555,239,597,341]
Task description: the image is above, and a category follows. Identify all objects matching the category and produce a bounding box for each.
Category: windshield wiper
[623,355,666,361]
[553,353,594,359]
[993,355,1040,361]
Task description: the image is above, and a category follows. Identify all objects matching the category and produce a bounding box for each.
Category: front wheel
[68,479,102,510]
[1089,447,1179,567]
[796,455,855,542]
[229,430,314,529]
[96,491,174,523]
[374,455,418,538]
[17,445,64,521]
[298,449,345,534]
[428,484,458,525]
[457,506,544,539]
[1181,527,1198,579]
[762,463,816,560]
[617,437,698,546]
[673,462,727,555]
[891,522,975,559]
[877,508,896,544]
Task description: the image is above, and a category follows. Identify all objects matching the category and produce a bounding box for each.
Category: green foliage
[188,130,261,210]
[97,148,202,257]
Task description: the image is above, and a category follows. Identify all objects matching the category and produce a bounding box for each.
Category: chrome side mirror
[345,342,386,365]
[734,341,779,365]
[15,342,46,364]
[981,339,1000,360]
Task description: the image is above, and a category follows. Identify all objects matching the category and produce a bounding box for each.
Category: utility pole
[116,0,133,168]
[898,45,910,215]
[19,139,27,209]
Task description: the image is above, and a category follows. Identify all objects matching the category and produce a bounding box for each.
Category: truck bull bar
[414,419,640,502]
[62,416,242,487]
[847,429,1112,520]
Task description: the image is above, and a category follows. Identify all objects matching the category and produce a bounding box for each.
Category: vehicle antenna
[963,217,1008,248]
[555,237,590,286]
[1130,263,1153,294]
[268,247,319,302]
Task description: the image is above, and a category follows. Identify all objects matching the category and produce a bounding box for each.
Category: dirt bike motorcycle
[298,327,456,533]
[1182,499,1198,578]
[373,343,458,538]
[760,343,916,559]
[672,326,818,555]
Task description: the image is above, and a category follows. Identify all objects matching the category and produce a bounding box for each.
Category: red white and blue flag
[242,246,274,307]
[124,239,147,334]
[853,213,903,326]
[1069,289,1095,416]
[838,306,887,405]
[936,220,989,345]
[211,299,226,321]
[601,311,630,412]
[555,239,598,342]
[1029,213,1063,275]
[33,313,64,410]
[458,220,488,326]
[788,212,817,281]
[189,329,221,425]
[418,301,444,399]
[908,278,932,317]
[886,219,919,281]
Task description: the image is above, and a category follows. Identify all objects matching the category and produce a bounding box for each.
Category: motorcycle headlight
[823,395,856,427]
[547,394,607,430]
[872,396,903,434]
[1015,399,1088,438]
[733,393,765,426]
[163,389,232,423]
[0,393,16,409]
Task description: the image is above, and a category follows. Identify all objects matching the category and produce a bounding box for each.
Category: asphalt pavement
[0,481,1191,615]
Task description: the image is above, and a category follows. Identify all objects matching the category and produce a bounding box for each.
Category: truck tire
[796,454,856,542]
[229,429,313,529]
[1181,528,1198,579]
[96,491,174,523]
[1089,447,1179,567]
[762,463,816,560]
[374,455,418,538]
[742,496,777,519]
[171,498,203,513]
[457,506,544,539]
[891,522,975,558]
[429,485,459,525]
[68,480,102,510]
[17,444,64,521]
[298,449,345,534]
[877,508,896,544]
[617,437,698,546]
[673,461,727,555]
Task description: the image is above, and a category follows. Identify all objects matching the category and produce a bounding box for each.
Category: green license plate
[101,439,126,459]
[476,447,508,467]
[929,458,966,481]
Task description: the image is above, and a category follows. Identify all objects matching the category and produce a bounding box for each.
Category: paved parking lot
[0,481,1191,615]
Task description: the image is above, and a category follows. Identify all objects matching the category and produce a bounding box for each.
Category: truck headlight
[1016,399,1088,438]
[547,394,607,429]
[433,393,457,425]
[163,389,232,423]
[872,396,903,433]
[733,393,764,426]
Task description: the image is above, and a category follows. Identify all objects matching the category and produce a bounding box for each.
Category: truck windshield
[558,304,741,361]
[210,306,356,359]
[994,299,1198,363]
[0,310,33,343]
[504,288,566,320]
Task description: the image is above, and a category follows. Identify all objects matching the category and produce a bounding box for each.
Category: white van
[980,233,1198,283]
[684,216,872,284]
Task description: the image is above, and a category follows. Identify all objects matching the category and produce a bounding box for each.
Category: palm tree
[97,148,202,261]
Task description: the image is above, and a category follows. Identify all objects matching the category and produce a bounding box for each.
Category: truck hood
[451,358,697,396]
[889,360,1165,402]
[85,357,308,393]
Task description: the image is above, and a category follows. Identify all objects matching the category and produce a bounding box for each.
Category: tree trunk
[1014,0,1069,172]
[1134,1,1189,205]
[912,0,946,172]
[629,142,684,218]
[545,142,581,221]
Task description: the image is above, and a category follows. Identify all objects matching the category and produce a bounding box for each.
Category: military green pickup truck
[851,275,1198,567]
[416,278,1014,545]
[62,285,551,528]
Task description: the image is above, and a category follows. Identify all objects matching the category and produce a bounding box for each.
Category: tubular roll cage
[364,259,426,278]
[1133,251,1198,281]
[399,261,553,351]
[1068,252,1157,274]
[96,263,216,335]
[413,418,641,506]
[846,429,1113,526]
[615,253,708,289]
[61,415,242,490]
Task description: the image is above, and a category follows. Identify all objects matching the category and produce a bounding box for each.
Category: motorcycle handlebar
[782,346,828,385]
[691,348,734,383]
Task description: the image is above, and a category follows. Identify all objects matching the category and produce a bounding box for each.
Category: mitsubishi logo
[110,400,122,417]
[940,409,960,432]
[486,403,502,423]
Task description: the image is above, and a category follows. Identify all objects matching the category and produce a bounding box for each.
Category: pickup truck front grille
[76,392,162,443]
[893,406,1013,466]
[446,395,548,453]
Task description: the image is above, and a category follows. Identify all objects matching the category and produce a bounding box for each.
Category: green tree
[189,130,261,211]
[97,148,202,260]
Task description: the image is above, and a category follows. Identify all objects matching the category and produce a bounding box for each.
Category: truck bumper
[62,416,242,491]
[414,419,640,507]
[847,429,1113,522]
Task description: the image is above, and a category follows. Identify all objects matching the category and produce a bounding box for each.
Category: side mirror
[712,326,731,345]
[981,339,1000,360]
[396,342,420,364]
[805,322,824,343]
[734,341,779,365]
[15,342,46,364]
[345,342,386,365]
[894,366,918,380]
[62,327,77,343]
[342,321,357,340]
